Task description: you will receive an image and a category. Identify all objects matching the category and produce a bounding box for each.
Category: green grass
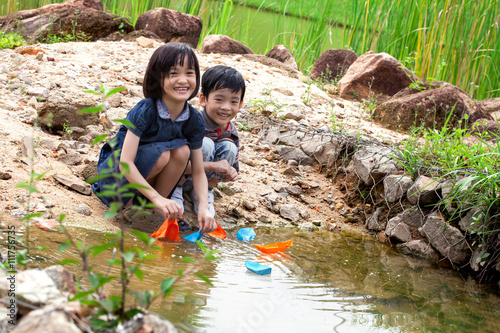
[0,29,25,48]
[343,0,500,100]
[1,0,498,99]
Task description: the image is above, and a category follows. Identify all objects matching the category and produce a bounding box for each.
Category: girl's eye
[187,71,195,75]
[169,71,177,76]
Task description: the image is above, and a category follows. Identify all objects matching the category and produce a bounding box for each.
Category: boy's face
[200,88,243,130]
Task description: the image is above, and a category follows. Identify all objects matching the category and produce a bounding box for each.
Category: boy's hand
[212,160,238,181]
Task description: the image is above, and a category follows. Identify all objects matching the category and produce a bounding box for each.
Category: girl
[92,42,216,233]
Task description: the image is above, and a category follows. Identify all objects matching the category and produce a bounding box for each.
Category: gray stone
[401,206,424,228]
[53,174,92,196]
[396,240,439,262]
[365,207,386,231]
[407,176,442,206]
[458,206,484,234]
[279,204,300,222]
[385,214,412,243]
[276,146,314,165]
[74,203,92,216]
[383,174,413,203]
[349,146,399,185]
[285,185,302,197]
[418,212,471,265]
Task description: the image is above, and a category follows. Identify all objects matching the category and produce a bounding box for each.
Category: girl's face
[162,55,197,107]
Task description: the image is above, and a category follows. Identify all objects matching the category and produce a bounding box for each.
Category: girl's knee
[172,145,190,162]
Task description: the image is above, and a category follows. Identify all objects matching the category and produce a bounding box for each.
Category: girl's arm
[190,148,217,233]
[120,130,181,220]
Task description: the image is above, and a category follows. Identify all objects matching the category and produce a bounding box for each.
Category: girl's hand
[152,197,182,220]
[198,208,216,233]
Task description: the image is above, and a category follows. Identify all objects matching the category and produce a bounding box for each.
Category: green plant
[302,80,312,105]
[44,14,89,44]
[12,83,219,331]
[0,30,25,49]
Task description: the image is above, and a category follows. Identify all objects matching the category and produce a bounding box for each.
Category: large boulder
[338,51,418,101]
[418,212,471,266]
[135,8,202,47]
[0,0,132,43]
[372,84,491,131]
[265,45,298,70]
[201,34,254,54]
[38,96,100,133]
[477,97,500,114]
[311,49,358,82]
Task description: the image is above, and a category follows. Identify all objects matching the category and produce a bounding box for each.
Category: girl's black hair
[143,42,200,100]
[201,65,246,101]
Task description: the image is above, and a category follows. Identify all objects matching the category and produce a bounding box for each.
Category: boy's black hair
[201,65,246,101]
[143,42,200,100]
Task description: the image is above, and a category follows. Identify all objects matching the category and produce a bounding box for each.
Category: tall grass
[343,0,500,100]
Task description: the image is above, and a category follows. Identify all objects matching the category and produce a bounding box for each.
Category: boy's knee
[201,137,215,161]
[218,140,238,163]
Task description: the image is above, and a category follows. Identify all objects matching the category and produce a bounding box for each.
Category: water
[2,217,500,333]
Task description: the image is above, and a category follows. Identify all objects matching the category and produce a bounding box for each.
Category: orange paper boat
[151,218,180,243]
[207,222,227,239]
[253,239,293,253]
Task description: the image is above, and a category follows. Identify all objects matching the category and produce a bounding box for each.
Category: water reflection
[1,218,500,332]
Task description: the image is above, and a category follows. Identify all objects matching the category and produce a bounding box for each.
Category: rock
[418,212,471,265]
[201,34,254,54]
[406,176,442,206]
[26,87,49,100]
[135,8,202,47]
[82,161,98,181]
[265,45,298,70]
[43,265,78,295]
[38,98,99,133]
[276,146,314,165]
[58,153,83,166]
[299,222,315,232]
[75,203,92,216]
[373,84,490,131]
[383,174,413,203]
[348,146,399,186]
[0,269,67,315]
[0,1,133,43]
[385,214,412,243]
[53,174,92,195]
[242,200,257,211]
[136,36,155,48]
[142,312,178,333]
[300,135,343,166]
[401,206,425,228]
[366,207,386,231]
[338,51,419,101]
[285,185,302,196]
[396,240,439,262]
[311,49,358,82]
[11,302,90,333]
[458,206,484,234]
[279,204,300,222]
[478,97,500,113]
[0,171,11,180]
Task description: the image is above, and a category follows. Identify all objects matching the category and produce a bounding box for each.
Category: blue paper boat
[183,230,203,243]
[236,228,256,241]
[245,260,271,275]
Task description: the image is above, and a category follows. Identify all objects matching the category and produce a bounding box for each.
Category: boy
[172,65,245,220]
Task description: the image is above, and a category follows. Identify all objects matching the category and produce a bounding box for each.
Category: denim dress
[92,98,204,206]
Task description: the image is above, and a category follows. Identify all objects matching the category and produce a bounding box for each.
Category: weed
[0,29,25,49]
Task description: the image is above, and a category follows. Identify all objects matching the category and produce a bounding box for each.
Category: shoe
[178,218,191,231]
[192,189,215,217]
[171,186,184,213]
